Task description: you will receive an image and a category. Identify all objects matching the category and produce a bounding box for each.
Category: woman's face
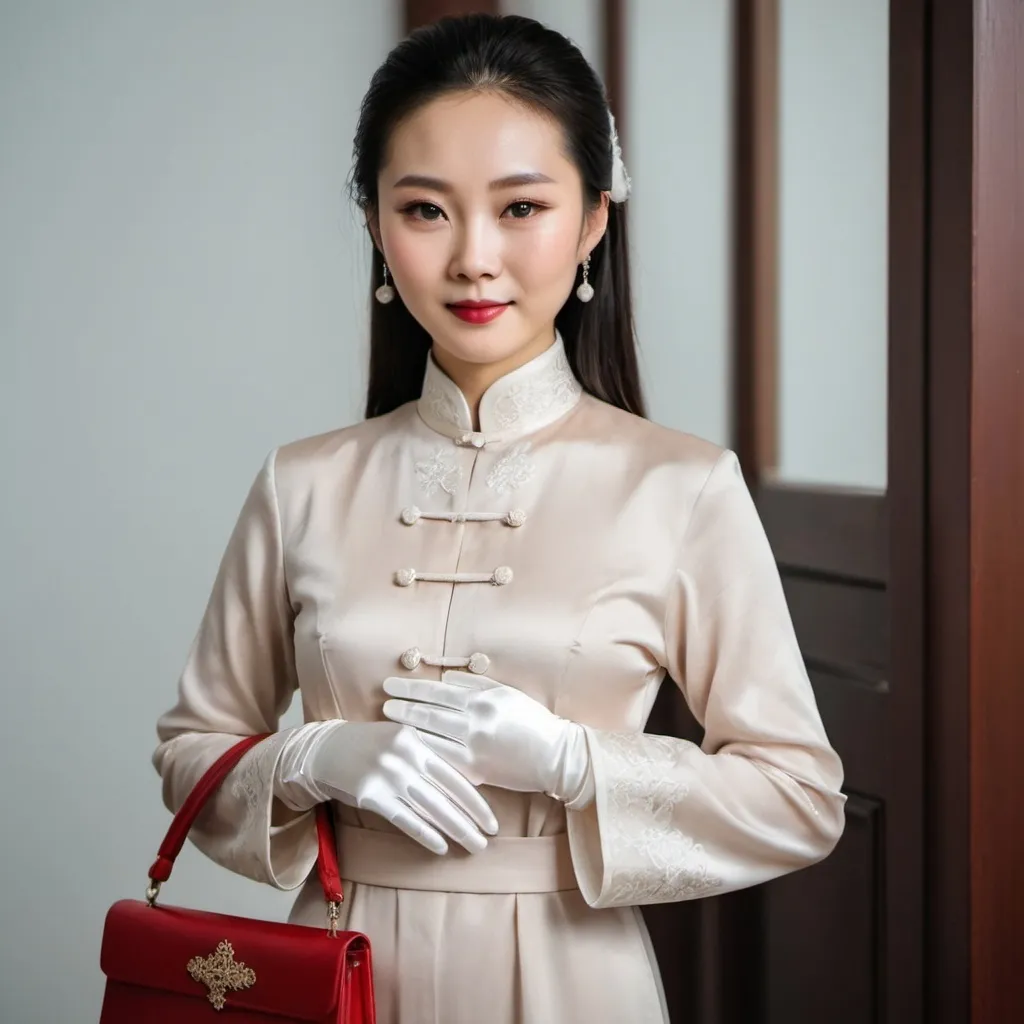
[373,90,608,375]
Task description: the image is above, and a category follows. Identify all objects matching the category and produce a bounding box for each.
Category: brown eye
[418,203,444,221]
[505,201,538,219]
[404,202,445,222]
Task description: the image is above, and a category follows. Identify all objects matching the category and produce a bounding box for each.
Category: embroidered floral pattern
[230,745,266,817]
[422,379,469,432]
[486,442,535,494]
[592,730,723,906]
[491,351,581,430]
[220,738,279,884]
[417,337,583,438]
[415,447,462,496]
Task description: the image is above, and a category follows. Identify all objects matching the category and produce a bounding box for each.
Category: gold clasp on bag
[186,939,257,1011]
[327,900,341,938]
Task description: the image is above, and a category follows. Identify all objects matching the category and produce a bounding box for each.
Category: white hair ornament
[607,110,632,203]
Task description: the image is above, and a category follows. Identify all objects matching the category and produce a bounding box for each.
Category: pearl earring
[576,256,594,303]
[375,261,395,304]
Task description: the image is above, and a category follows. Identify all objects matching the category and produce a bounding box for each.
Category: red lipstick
[447,300,510,325]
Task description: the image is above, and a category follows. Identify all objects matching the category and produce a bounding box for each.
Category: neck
[430,328,557,430]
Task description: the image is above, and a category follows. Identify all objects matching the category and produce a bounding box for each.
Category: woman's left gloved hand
[382,671,593,805]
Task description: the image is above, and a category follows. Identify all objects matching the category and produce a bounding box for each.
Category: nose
[448,216,502,282]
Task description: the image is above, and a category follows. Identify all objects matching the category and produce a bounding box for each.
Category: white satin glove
[273,720,499,856]
[381,671,594,806]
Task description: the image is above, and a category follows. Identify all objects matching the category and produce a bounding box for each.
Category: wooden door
[645,2,1024,1022]
[644,3,927,1022]
[737,0,925,1015]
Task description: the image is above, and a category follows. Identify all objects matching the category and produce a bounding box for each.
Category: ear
[365,208,383,254]
[577,192,610,262]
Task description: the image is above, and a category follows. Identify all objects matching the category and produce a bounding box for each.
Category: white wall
[0,2,396,1020]
[776,0,889,489]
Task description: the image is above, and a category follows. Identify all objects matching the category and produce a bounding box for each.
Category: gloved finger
[372,797,448,856]
[383,698,466,742]
[405,781,489,854]
[441,670,501,689]
[423,749,498,834]
[383,676,475,710]
[444,671,546,712]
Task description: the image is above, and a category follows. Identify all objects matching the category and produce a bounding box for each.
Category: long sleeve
[567,449,846,909]
[152,449,318,890]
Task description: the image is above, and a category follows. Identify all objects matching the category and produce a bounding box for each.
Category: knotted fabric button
[491,566,514,586]
[505,508,527,528]
[400,506,421,526]
[456,432,486,449]
[467,652,491,674]
[400,647,422,670]
[395,568,416,587]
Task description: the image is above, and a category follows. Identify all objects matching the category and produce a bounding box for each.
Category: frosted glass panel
[629,0,732,444]
[776,0,889,489]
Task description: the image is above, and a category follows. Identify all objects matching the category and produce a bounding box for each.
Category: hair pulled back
[351,13,645,420]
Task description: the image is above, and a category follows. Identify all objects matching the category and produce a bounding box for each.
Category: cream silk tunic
[154,336,846,1024]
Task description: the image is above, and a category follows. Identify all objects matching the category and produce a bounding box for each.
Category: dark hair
[351,13,646,420]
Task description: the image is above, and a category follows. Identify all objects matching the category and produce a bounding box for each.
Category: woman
[154,13,845,1023]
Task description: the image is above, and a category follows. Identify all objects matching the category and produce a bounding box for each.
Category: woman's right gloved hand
[273,720,498,855]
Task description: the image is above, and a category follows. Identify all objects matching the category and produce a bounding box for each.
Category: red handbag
[99,733,375,1022]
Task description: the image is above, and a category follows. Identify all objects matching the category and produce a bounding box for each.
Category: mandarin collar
[416,332,582,444]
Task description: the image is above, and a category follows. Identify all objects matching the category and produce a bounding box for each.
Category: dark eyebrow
[391,172,556,193]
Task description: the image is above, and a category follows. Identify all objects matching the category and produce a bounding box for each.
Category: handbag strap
[146,733,343,912]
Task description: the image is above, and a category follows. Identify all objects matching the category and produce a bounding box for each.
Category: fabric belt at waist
[337,824,577,894]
